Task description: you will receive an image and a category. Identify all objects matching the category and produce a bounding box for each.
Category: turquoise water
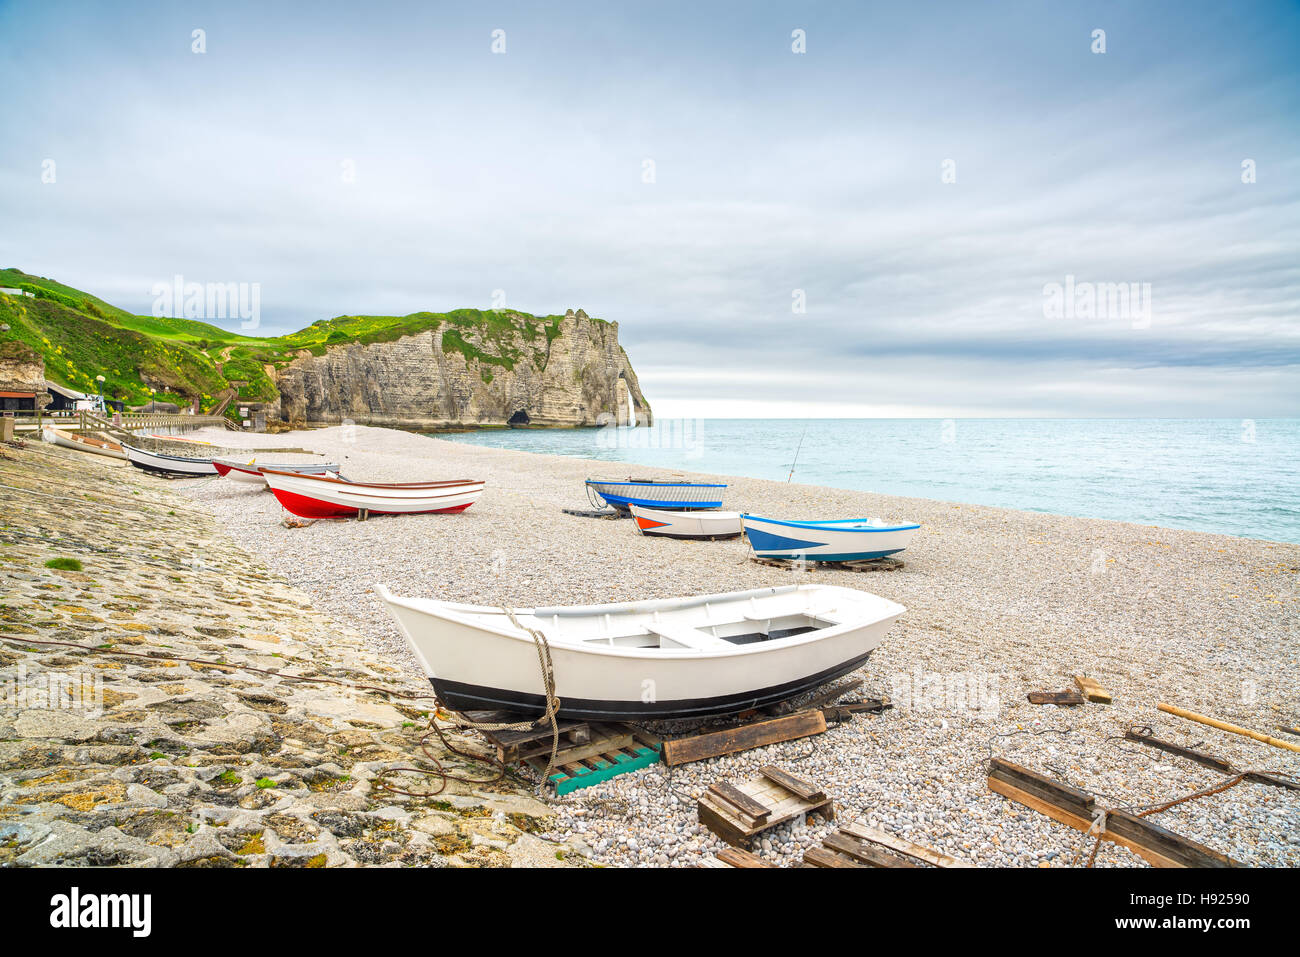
[438,419,1300,543]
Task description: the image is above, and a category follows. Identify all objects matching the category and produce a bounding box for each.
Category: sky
[1,0,1297,418]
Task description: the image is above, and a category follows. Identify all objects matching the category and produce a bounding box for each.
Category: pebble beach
[168,423,1300,868]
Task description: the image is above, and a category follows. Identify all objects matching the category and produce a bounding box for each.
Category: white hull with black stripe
[123,443,218,476]
[375,583,905,721]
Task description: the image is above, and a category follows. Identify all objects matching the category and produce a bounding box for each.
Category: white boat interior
[432,585,878,654]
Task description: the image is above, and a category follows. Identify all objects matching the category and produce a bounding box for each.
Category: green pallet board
[549,744,662,795]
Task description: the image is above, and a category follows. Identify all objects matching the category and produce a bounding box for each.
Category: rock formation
[0,341,50,409]
[268,310,651,431]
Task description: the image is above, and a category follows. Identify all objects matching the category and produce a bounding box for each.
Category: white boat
[213,459,342,487]
[122,443,218,476]
[263,469,484,519]
[375,583,905,720]
[742,515,920,562]
[41,426,127,460]
[629,504,743,540]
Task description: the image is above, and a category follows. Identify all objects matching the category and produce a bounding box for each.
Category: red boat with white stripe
[262,469,484,519]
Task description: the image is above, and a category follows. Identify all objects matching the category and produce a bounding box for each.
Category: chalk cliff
[268,308,652,431]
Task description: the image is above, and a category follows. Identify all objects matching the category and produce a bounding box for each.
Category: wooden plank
[696,796,751,847]
[988,763,1243,868]
[987,775,1180,868]
[757,765,826,803]
[1124,729,1235,773]
[662,711,827,766]
[1123,729,1298,791]
[1246,771,1300,791]
[823,832,918,868]
[988,758,1095,820]
[1158,702,1300,753]
[716,847,774,869]
[708,782,772,823]
[1074,675,1112,703]
[841,822,974,868]
[1105,810,1243,868]
[803,846,864,868]
[1026,690,1085,706]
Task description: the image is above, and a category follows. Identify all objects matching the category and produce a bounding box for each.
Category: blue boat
[742,515,921,562]
[585,478,727,512]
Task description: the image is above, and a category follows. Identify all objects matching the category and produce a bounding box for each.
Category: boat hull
[123,444,218,476]
[586,479,727,512]
[429,652,875,720]
[376,583,904,721]
[264,470,483,518]
[629,505,743,540]
[213,460,342,487]
[42,427,127,460]
[742,515,920,561]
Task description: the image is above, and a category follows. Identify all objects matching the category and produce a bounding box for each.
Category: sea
[438,418,1300,544]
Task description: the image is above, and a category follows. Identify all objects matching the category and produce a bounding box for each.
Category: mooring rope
[0,631,560,795]
[425,607,564,785]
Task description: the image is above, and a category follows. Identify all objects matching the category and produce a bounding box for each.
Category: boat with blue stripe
[742,515,921,562]
[586,477,727,512]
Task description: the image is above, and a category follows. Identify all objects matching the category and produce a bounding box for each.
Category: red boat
[262,469,485,519]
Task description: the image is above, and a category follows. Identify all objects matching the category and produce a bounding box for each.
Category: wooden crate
[697,765,834,847]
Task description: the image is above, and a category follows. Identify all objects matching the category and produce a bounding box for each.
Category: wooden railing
[9,410,240,434]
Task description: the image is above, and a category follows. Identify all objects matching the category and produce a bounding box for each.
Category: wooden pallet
[521,724,663,796]
[561,507,624,519]
[462,710,595,764]
[750,555,904,573]
[697,765,834,847]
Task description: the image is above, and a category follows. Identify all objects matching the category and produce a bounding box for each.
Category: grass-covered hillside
[0,268,602,415]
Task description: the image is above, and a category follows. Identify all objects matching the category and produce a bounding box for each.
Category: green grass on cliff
[0,267,609,412]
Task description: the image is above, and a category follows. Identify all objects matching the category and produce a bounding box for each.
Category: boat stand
[749,555,905,573]
[462,712,663,796]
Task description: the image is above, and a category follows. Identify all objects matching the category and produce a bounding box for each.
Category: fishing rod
[787,421,809,483]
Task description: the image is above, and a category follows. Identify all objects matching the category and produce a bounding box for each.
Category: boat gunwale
[742,514,921,533]
[122,443,216,465]
[262,468,481,490]
[375,583,905,662]
[586,479,728,489]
